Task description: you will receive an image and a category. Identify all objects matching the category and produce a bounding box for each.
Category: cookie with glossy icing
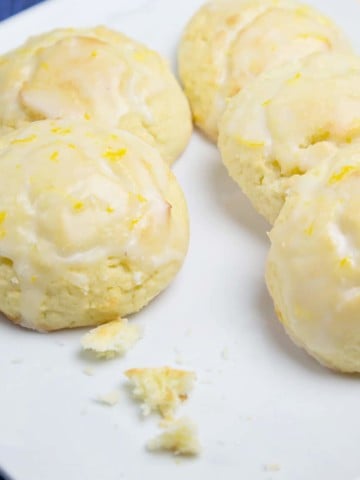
[0,26,192,164]
[179,0,351,141]
[0,120,189,331]
[267,143,360,372]
[219,52,360,223]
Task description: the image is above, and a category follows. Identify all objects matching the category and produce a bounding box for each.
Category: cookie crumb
[96,390,121,406]
[125,367,196,418]
[264,463,281,472]
[81,318,141,359]
[147,418,200,456]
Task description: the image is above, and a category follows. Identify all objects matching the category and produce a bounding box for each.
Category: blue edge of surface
[0,0,46,21]
[0,2,47,476]
[0,467,13,480]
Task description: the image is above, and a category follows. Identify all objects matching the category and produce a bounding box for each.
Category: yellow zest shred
[11,134,37,145]
[102,148,127,162]
[51,127,71,135]
[50,151,59,162]
[136,193,147,203]
[287,72,302,85]
[328,166,357,184]
[73,201,85,212]
[129,218,140,230]
[295,6,311,15]
[297,33,331,47]
[133,50,146,62]
[235,135,265,148]
[0,211,7,224]
[344,119,360,143]
[304,223,314,236]
[339,257,352,268]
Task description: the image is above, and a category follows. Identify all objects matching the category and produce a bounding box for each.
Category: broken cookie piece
[81,318,141,359]
[147,417,200,456]
[125,367,196,418]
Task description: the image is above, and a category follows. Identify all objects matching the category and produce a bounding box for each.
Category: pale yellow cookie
[0,120,189,331]
[219,52,360,223]
[179,0,351,141]
[267,143,360,372]
[0,26,192,164]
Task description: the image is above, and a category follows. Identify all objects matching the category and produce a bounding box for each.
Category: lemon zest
[0,211,7,225]
[11,135,37,145]
[50,151,59,162]
[287,72,302,85]
[235,135,265,148]
[328,166,357,184]
[102,148,127,162]
[73,201,85,211]
[51,127,71,135]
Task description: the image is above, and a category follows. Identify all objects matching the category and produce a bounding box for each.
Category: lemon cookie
[267,143,360,372]
[179,0,351,141]
[0,120,189,331]
[0,26,192,164]
[219,52,360,223]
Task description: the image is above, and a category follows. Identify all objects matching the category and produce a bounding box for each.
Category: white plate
[1,1,360,479]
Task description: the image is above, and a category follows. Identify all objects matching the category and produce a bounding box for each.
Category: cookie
[0,120,189,331]
[179,0,351,141]
[267,143,360,372]
[0,26,192,164]
[219,52,360,223]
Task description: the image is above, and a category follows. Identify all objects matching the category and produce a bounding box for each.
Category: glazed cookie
[0,26,192,164]
[0,120,189,331]
[267,143,360,372]
[179,0,351,141]
[219,52,360,224]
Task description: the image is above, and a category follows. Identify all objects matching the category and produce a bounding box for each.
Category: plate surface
[1,1,360,479]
